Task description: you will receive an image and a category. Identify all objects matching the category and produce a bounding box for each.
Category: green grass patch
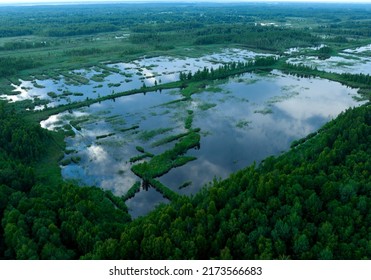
[138,127,173,141]
[132,131,200,180]
[151,131,191,147]
[62,72,90,85]
[98,64,121,73]
[184,110,193,130]
[91,73,108,82]
[129,153,154,163]
[205,86,223,93]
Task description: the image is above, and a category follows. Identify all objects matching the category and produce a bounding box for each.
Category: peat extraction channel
[41,70,365,218]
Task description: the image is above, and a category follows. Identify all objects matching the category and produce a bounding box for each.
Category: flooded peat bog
[41,60,365,217]
[287,44,371,75]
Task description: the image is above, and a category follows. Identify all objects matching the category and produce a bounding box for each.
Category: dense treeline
[0,2,370,261]
[340,73,371,85]
[130,24,320,52]
[179,57,278,82]
[0,3,369,38]
[0,28,32,38]
[42,23,119,37]
[0,101,131,259]
[0,2,370,82]
[192,25,319,51]
[0,103,46,192]
[0,101,369,259]
[0,41,51,51]
[0,57,41,77]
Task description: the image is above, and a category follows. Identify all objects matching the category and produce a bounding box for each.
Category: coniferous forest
[0,2,370,260]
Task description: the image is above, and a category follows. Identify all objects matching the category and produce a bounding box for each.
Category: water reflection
[159,72,364,194]
[287,53,371,75]
[42,71,365,218]
[1,48,269,108]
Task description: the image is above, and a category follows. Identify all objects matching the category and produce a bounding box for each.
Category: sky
[0,0,370,4]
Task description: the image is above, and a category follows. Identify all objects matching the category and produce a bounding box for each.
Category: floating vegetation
[62,90,73,96]
[71,156,81,164]
[98,64,121,73]
[105,115,126,125]
[236,119,252,129]
[205,86,223,93]
[108,83,121,88]
[32,82,45,89]
[63,73,90,85]
[267,91,299,104]
[254,108,273,115]
[91,75,105,83]
[198,102,217,111]
[138,127,173,141]
[47,92,57,98]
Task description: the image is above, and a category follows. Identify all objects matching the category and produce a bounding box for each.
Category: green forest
[0,2,370,260]
[0,100,369,259]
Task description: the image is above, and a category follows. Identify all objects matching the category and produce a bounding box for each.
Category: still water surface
[41,70,365,218]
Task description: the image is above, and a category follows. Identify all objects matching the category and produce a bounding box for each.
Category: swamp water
[0,48,269,109]
[287,44,371,75]
[41,70,365,218]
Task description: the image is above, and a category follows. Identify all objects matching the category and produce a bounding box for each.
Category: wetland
[37,52,366,217]
[1,1,371,260]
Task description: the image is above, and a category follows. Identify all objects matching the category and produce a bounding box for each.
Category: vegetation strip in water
[120,125,140,133]
[151,131,193,148]
[122,182,141,201]
[131,131,200,196]
[96,133,116,140]
[1,3,371,260]
[138,127,173,141]
[178,181,192,190]
[279,62,371,99]
[149,179,181,201]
